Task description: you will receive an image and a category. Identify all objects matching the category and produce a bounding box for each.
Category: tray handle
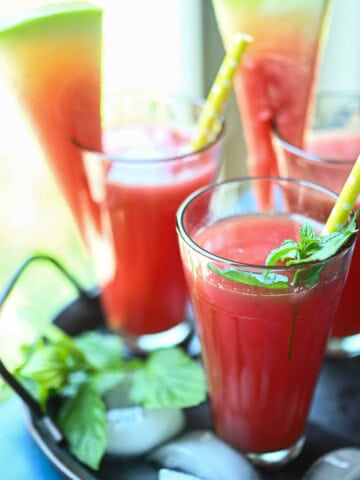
[0,253,94,443]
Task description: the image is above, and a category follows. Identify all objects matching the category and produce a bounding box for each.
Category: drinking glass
[176,177,356,467]
[273,93,360,357]
[75,92,224,351]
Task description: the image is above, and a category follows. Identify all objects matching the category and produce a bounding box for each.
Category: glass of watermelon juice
[273,93,360,357]
[75,92,224,351]
[176,177,356,467]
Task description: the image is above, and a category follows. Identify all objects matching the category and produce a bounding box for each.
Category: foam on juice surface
[104,124,199,185]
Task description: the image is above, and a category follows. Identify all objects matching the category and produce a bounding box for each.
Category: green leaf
[293,264,326,287]
[20,344,69,392]
[208,263,288,289]
[74,331,123,369]
[300,222,316,239]
[266,210,359,286]
[265,239,299,266]
[58,383,107,470]
[129,348,207,409]
[91,369,126,396]
[16,375,49,408]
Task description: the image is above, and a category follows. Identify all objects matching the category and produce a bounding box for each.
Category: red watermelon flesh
[211,0,331,205]
[0,3,102,246]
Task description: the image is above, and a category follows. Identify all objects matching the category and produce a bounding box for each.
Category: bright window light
[103,0,202,95]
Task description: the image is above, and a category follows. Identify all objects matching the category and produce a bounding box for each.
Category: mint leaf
[91,369,126,396]
[74,331,123,369]
[286,215,357,267]
[16,333,88,406]
[208,262,288,289]
[61,371,88,398]
[300,222,316,239]
[58,383,107,470]
[10,327,213,469]
[16,375,49,409]
[129,348,206,409]
[20,344,69,392]
[265,239,299,266]
[293,264,326,287]
[266,211,359,286]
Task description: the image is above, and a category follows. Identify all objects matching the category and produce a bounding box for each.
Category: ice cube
[302,448,360,480]
[149,430,261,480]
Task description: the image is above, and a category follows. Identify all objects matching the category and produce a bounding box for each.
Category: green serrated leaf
[74,331,123,369]
[293,264,326,287]
[20,344,69,392]
[208,263,288,289]
[129,348,206,409]
[58,383,107,470]
[300,222,316,239]
[265,239,299,266]
[15,375,49,408]
[60,370,89,398]
[266,210,359,286]
[91,369,126,396]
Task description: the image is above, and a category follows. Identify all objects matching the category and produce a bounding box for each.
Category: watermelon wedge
[0,2,102,245]
[211,0,331,204]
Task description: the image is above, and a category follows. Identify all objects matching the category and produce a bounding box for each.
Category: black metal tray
[23,292,360,480]
[2,255,360,479]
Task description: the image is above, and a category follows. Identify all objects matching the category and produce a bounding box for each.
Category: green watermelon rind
[0,2,101,37]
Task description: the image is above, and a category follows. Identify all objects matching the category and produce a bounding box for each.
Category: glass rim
[72,91,225,164]
[315,89,360,101]
[176,176,357,272]
[272,88,360,166]
[272,120,355,166]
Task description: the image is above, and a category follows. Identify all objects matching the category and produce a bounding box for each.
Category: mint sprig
[266,213,359,267]
[12,328,206,470]
[208,262,288,289]
[266,211,359,286]
[208,211,359,289]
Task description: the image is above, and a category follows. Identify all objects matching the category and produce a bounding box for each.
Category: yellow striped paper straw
[323,154,360,234]
[191,32,253,151]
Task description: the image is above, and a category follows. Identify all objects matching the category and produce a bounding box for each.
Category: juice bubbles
[77,94,224,348]
[274,94,360,356]
[176,178,356,467]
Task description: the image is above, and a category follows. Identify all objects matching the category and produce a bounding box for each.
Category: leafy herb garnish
[207,212,358,362]
[266,211,359,286]
[12,328,206,470]
[208,210,359,289]
[208,262,288,289]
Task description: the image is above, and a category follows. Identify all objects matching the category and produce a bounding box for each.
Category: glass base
[327,333,360,358]
[246,435,305,468]
[120,320,192,352]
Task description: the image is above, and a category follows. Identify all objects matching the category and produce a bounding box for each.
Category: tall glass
[75,92,224,351]
[273,93,360,357]
[176,177,356,468]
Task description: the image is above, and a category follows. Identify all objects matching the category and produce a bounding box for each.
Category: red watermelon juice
[176,178,355,465]
[80,121,223,341]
